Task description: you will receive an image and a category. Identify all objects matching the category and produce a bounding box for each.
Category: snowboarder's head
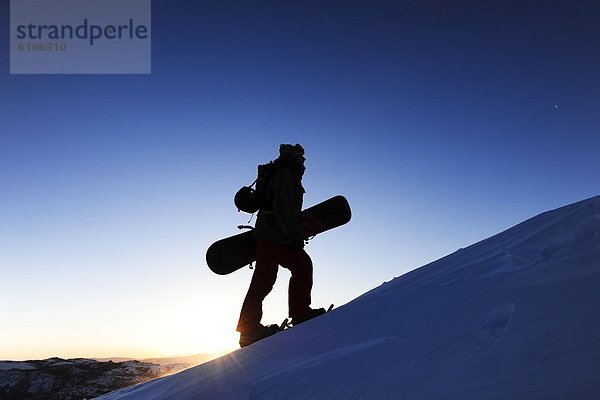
[278,143,305,164]
[278,143,306,178]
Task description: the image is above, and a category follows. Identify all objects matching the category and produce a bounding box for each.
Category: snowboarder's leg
[280,248,313,320]
[236,241,279,334]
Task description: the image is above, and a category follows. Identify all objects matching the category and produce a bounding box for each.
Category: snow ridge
[98,195,600,400]
[367,195,600,293]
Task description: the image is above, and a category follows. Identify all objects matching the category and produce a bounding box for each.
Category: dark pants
[237,240,313,333]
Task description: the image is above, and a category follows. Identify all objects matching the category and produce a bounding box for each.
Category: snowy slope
[97,195,600,400]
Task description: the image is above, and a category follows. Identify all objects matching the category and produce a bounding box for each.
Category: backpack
[234,160,281,214]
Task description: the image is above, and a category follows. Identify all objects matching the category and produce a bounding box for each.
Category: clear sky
[1,0,599,360]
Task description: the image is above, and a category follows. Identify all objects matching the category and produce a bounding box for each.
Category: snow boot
[239,324,279,348]
[291,307,327,326]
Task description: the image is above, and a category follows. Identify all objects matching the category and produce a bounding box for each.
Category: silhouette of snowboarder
[237,143,326,347]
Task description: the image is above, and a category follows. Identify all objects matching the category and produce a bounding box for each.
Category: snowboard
[206,195,351,275]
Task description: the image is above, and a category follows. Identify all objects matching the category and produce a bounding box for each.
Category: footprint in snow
[467,304,515,352]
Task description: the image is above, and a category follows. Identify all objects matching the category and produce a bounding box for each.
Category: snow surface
[97,195,600,400]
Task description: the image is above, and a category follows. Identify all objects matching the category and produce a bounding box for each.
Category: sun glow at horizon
[0,328,239,362]
[0,281,243,361]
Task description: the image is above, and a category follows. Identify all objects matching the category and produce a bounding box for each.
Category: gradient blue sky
[1,0,599,360]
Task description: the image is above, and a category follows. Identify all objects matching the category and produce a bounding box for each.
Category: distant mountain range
[0,353,221,400]
[95,352,223,366]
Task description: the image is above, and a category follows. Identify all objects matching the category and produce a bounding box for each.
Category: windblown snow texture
[98,195,600,400]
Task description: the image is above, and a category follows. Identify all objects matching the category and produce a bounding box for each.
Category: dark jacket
[253,160,305,247]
